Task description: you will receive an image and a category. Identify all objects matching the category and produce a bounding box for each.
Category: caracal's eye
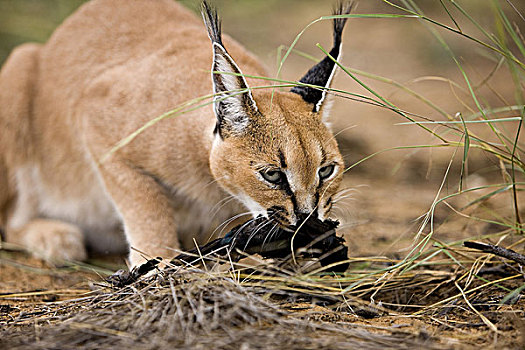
[260,169,284,184]
[319,164,335,180]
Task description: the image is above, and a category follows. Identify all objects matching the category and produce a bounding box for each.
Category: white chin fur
[238,193,266,218]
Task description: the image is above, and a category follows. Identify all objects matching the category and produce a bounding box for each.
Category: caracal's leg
[96,159,181,267]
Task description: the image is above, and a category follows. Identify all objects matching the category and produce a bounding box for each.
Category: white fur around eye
[260,169,283,183]
[319,164,337,181]
[256,170,282,189]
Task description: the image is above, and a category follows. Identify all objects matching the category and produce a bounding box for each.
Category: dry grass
[1,244,524,349]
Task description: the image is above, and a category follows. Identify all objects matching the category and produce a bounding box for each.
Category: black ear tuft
[201,1,259,138]
[201,1,223,46]
[291,1,354,113]
[333,1,353,45]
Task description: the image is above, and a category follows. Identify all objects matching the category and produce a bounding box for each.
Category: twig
[106,257,162,288]
[464,241,525,265]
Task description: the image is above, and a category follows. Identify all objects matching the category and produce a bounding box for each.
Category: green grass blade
[316,43,448,143]
[458,112,470,192]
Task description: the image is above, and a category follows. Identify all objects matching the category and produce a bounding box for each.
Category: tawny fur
[0,0,345,266]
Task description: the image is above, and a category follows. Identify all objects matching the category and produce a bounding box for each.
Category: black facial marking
[268,205,286,214]
[278,150,287,169]
[314,190,320,210]
[267,206,290,226]
[269,171,297,217]
[325,197,333,212]
[320,148,327,165]
[282,181,298,216]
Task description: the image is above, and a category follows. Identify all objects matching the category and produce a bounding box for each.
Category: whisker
[333,188,359,201]
[336,221,364,230]
[228,216,262,251]
[209,195,237,220]
[194,175,228,196]
[332,196,356,205]
[210,211,253,239]
[243,213,278,250]
[330,205,353,221]
[261,222,280,250]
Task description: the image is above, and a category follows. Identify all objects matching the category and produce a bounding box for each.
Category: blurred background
[0,0,523,256]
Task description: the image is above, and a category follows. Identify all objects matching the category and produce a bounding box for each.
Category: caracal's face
[210,90,344,229]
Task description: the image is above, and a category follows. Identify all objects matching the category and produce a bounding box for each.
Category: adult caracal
[0,0,350,267]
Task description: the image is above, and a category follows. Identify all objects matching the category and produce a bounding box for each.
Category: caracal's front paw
[18,219,88,262]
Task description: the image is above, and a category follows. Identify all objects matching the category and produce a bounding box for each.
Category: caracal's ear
[201,1,259,139]
[291,1,353,123]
